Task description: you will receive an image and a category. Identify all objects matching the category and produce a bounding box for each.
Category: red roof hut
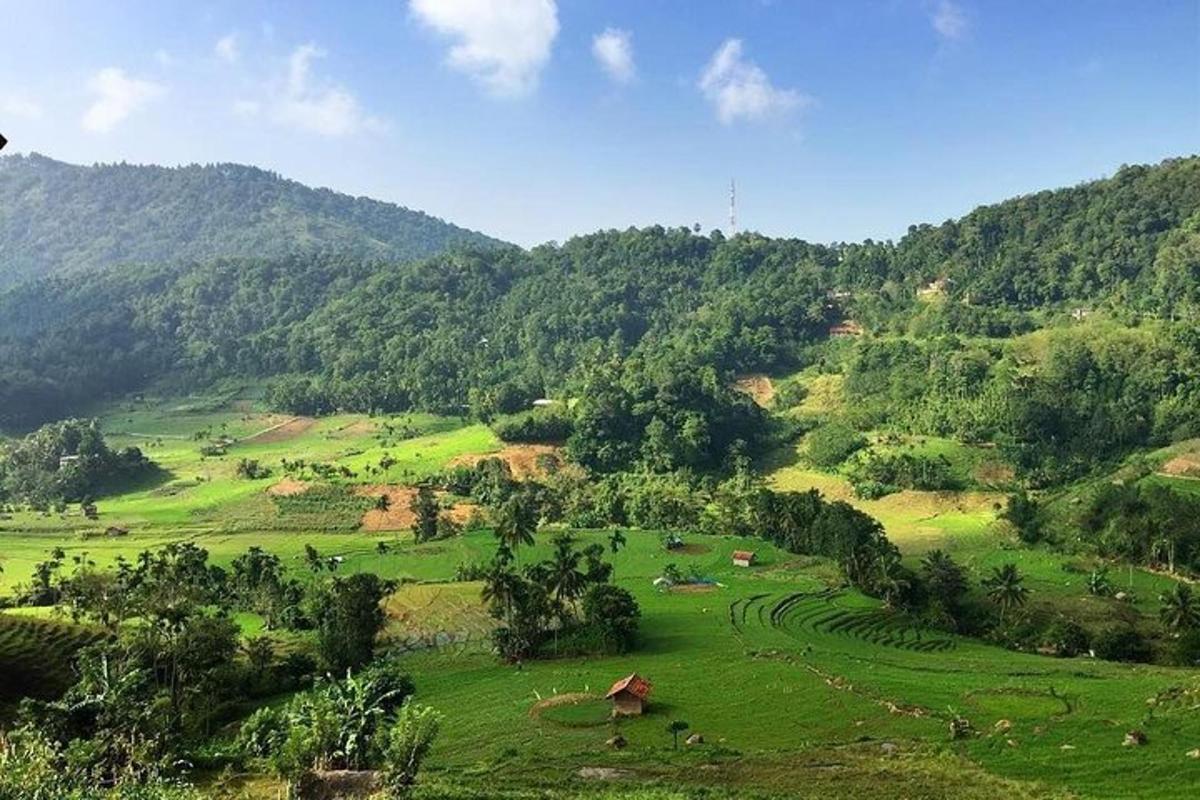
[605,673,652,716]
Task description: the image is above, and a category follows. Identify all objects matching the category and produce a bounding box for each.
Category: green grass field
[3,392,1200,799]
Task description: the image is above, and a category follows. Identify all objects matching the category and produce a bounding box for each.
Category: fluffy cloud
[592,27,635,84]
[698,39,807,125]
[265,44,385,137]
[81,68,164,133]
[930,0,968,41]
[215,32,240,63]
[410,0,559,97]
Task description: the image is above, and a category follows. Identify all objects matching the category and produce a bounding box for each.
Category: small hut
[732,550,757,568]
[605,673,652,716]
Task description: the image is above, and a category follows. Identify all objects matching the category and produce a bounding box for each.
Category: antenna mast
[729,178,737,236]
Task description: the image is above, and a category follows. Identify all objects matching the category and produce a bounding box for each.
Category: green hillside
[0,153,504,288]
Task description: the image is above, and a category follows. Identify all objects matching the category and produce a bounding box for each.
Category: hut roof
[605,673,651,700]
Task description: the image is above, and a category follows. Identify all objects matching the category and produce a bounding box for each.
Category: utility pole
[729,178,737,236]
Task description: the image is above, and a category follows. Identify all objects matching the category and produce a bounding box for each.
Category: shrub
[381,701,442,797]
[1045,620,1090,657]
[491,408,574,444]
[581,584,641,654]
[1092,626,1152,663]
[805,423,867,469]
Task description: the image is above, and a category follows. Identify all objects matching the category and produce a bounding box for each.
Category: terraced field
[730,590,957,653]
[0,612,103,714]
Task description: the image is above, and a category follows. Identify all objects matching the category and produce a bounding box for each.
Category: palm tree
[982,563,1028,623]
[481,564,522,621]
[1159,583,1200,632]
[548,534,586,614]
[496,494,537,561]
[608,530,627,554]
[875,551,911,609]
[921,549,967,609]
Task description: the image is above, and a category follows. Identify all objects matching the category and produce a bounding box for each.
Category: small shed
[732,550,757,568]
[605,673,652,716]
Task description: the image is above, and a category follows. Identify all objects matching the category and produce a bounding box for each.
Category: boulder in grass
[949,717,973,740]
[1186,747,1200,759]
[686,733,704,746]
[606,734,627,750]
[1122,730,1147,747]
[880,742,898,757]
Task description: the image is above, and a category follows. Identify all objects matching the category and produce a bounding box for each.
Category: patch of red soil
[245,416,316,444]
[733,374,776,407]
[267,478,311,496]
[448,444,563,480]
[355,485,479,532]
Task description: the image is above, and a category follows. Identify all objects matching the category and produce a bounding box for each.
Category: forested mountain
[0,153,503,287]
[1,155,1197,458]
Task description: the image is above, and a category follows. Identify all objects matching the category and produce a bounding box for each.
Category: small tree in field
[381,701,442,797]
[666,720,690,750]
[410,485,439,543]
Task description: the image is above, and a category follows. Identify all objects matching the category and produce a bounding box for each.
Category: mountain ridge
[0,152,506,287]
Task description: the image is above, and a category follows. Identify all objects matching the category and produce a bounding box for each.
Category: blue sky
[1,1,1196,246]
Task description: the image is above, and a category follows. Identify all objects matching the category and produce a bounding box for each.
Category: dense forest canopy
[0,155,1196,475]
[0,153,504,288]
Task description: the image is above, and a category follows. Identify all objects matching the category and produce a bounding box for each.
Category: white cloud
[930,0,968,41]
[1,94,44,120]
[698,39,807,125]
[265,43,385,137]
[154,49,175,67]
[215,32,240,63]
[81,68,165,133]
[410,0,559,97]
[592,28,635,84]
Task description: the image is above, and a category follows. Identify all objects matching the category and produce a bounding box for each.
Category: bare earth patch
[734,374,776,407]
[1160,453,1200,479]
[675,543,712,555]
[448,444,563,480]
[528,692,597,719]
[672,583,719,594]
[333,419,377,438]
[267,478,310,496]
[355,485,479,532]
[244,416,316,444]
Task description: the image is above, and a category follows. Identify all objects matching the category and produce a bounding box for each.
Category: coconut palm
[480,563,522,620]
[982,563,1028,623]
[548,534,586,612]
[495,493,537,561]
[1159,583,1200,632]
[874,551,912,609]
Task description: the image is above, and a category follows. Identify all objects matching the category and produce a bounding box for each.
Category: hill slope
[0,155,1197,434]
[0,153,504,287]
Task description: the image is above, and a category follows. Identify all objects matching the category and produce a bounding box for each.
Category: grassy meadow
[2,389,1200,799]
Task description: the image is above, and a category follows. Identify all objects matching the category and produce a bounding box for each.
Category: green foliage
[1002,490,1044,544]
[381,701,442,797]
[491,408,573,443]
[846,449,959,498]
[0,419,153,507]
[804,423,866,469]
[580,583,641,653]
[1091,626,1152,663]
[1080,482,1200,572]
[982,563,1029,622]
[311,573,393,674]
[0,153,501,290]
[410,485,441,544]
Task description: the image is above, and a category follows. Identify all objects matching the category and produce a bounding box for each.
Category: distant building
[606,673,652,716]
[732,550,757,568]
[917,277,953,299]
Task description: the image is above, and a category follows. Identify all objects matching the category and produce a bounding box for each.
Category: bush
[381,701,442,797]
[1045,620,1090,657]
[1169,630,1200,667]
[491,408,574,444]
[581,584,641,654]
[805,423,867,469]
[1092,626,1152,663]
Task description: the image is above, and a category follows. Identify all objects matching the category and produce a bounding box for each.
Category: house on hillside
[606,673,652,716]
[732,550,757,568]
